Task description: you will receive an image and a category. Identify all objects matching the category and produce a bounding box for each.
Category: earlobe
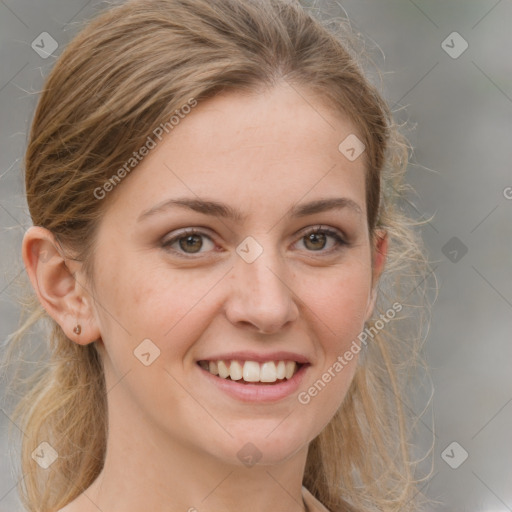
[365,229,388,321]
[22,226,100,345]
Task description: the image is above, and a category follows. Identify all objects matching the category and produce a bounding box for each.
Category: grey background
[1,1,511,510]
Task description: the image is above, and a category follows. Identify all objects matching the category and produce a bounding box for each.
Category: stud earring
[73,324,82,335]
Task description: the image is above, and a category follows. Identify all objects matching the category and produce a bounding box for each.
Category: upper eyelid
[161,226,216,243]
[299,225,344,236]
[295,225,348,243]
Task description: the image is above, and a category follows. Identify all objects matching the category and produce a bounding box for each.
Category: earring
[73,324,82,335]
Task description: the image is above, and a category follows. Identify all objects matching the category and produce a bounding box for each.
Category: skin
[23,82,386,512]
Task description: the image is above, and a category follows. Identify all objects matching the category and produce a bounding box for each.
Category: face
[85,83,384,467]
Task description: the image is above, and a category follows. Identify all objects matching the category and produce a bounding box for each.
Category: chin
[202,421,314,468]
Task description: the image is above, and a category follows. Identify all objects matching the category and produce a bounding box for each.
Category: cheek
[301,261,372,346]
[93,253,227,356]
[295,259,371,413]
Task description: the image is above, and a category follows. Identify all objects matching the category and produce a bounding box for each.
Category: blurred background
[1,1,511,510]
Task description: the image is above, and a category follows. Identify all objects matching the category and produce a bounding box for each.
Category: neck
[79,395,309,512]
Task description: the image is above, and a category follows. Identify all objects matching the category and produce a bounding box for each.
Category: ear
[365,229,388,321]
[22,226,101,345]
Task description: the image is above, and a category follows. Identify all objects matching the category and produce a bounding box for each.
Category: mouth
[197,359,303,385]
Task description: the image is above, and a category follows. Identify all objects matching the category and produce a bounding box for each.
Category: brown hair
[3,1,432,511]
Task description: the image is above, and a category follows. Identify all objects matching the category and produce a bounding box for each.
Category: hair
[2,1,434,511]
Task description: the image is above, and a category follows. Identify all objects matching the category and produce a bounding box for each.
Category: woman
[6,0,431,510]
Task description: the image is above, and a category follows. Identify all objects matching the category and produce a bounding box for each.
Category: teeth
[243,361,260,382]
[200,359,299,383]
[209,361,218,376]
[276,360,286,380]
[260,362,277,382]
[285,361,295,380]
[217,360,230,379]
[229,360,243,381]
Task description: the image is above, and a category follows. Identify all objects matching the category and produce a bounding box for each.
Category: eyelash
[161,226,348,258]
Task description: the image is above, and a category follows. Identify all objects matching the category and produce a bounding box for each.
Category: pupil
[305,232,326,250]
[179,234,202,253]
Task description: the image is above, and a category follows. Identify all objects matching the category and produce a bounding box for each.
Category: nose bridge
[226,238,299,333]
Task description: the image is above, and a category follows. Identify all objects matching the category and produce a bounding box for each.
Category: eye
[161,229,216,256]
[294,226,347,253]
[161,225,347,258]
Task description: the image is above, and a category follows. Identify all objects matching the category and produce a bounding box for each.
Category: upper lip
[197,351,310,364]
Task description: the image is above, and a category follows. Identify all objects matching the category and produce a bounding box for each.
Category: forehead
[104,83,368,224]
[168,84,360,161]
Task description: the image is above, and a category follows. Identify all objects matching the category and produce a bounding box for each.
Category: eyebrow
[137,196,363,222]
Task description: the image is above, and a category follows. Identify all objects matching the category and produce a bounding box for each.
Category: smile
[198,360,301,384]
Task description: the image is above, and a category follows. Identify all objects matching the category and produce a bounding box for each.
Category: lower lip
[198,364,309,403]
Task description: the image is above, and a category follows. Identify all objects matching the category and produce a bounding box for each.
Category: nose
[224,245,300,334]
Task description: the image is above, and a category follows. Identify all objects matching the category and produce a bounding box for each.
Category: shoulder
[301,486,332,512]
